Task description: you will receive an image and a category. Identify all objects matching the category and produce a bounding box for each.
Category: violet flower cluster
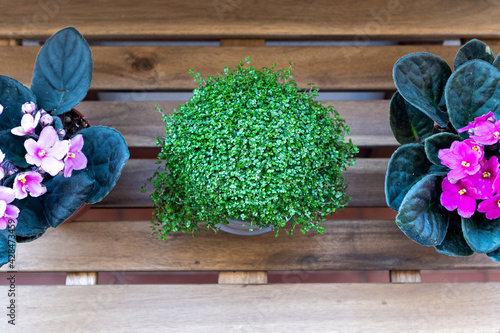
[0,102,87,229]
[439,112,500,219]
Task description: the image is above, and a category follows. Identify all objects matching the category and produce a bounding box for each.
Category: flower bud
[22,101,36,114]
[40,114,53,127]
[57,129,66,138]
[1,160,18,176]
[39,109,48,116]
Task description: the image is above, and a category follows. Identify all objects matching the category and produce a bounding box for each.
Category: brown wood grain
[1,283,499,331]
[98,158,388,208]
[2,220,497,272]
[76,100,397,149]
[390,270,422,283]
[1,0,500,40]
[0,44,468,91]
[218,271,268,284]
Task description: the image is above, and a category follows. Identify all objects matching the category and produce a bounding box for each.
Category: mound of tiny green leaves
[149,58,357,238]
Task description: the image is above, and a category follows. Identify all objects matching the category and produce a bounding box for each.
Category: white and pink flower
[13,171,47,200]
[63,134,87,177]
[0,186,19,230]
[24,126,69,176]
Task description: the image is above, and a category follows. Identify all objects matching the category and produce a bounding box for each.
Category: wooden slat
[2,220,497,272]
[390,270,422,283]
[218,271,268,284]
[1,283,499,331]
[99,158,388,208]
[1,0,500,40]
[76,100,397,149]
[0,45,472,91]
[66,272,98,285]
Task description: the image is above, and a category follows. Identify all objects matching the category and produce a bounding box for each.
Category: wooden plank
[98,158,388,208]
[76,100,397,149]
[66,272,98,285]
[1,283,499,332]
[0,44,471,91]
[2,0,500,40]
[390,270,422,283]
[2,220,498,272]
[218,271,268,284]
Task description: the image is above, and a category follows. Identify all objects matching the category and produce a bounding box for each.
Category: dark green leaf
[0,129,29,168]
[79,126,129,204]
[492,53,500,71]
[13,195,49,242]
[424,132,463,166]
[0,75,36,131]
[462,213,500,253]
[435,211,473,256]
[0,227,15,268]
[42,172,95,228]
[389,91,434,144]
[31,27,92,115]
[454,39,495,70]
[445,60,500,132]
[396,174,448,246]
[393,53,451,127]
[385,143,432,210]
[487,247,500,262]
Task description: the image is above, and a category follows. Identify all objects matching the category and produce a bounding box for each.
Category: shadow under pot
[216,218,274,235]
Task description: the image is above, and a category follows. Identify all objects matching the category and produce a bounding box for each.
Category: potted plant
[386,39,500,261]
[0,27,129,267]
[148,58,357,238]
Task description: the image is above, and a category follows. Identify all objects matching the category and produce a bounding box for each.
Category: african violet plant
[0,27,129,267]
[149,58,357,238]
[386,39,500,262]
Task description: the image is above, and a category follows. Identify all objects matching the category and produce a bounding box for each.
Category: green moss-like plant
[149,58,358,238]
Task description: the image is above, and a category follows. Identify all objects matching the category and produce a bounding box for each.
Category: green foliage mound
[149,58,357,238]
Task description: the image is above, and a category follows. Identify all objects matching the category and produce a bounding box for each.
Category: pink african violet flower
[438,139,483,182]
[0,186,19,230]
[458,111,496,134]
[440,177,481,218]
[471,120,500,145]
[24,126,69,176]
[63,134,87,178]
[478,194,500,220]
[13,171,47,200]
[11,111,41,136]
[21,102,36,115]
[467,156,500,199]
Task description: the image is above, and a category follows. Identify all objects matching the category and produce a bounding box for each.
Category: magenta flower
[11,111,41,136]
[0,186,19,229]
[24,126,69,176]
[468,156,500,199]
[471,120,500,145]
[13,171,47,199]
[458,111,496,134]
[438,139,483,182]
[478,194,500,220]
[440,177,481,218]
[63,134,87,177]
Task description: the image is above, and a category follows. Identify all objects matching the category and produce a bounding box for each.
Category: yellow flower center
[497,200,500,208]
[483,171,491,179]
[459,189,467,195]
[472,145,479,151]
[38,149,46,157]
[461,161,470,167]
[68,152,76,159]
[494,131,500,138]
[20,177,26,184]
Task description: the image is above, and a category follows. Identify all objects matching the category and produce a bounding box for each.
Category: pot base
[217,219,272,236]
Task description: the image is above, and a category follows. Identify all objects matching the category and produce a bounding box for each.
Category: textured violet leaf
[435,211,473,257]
[393,53,451,127]
[462,213,500,253]
[0,75,36,131]
[424,132,463,166]
[454,39,495,70]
